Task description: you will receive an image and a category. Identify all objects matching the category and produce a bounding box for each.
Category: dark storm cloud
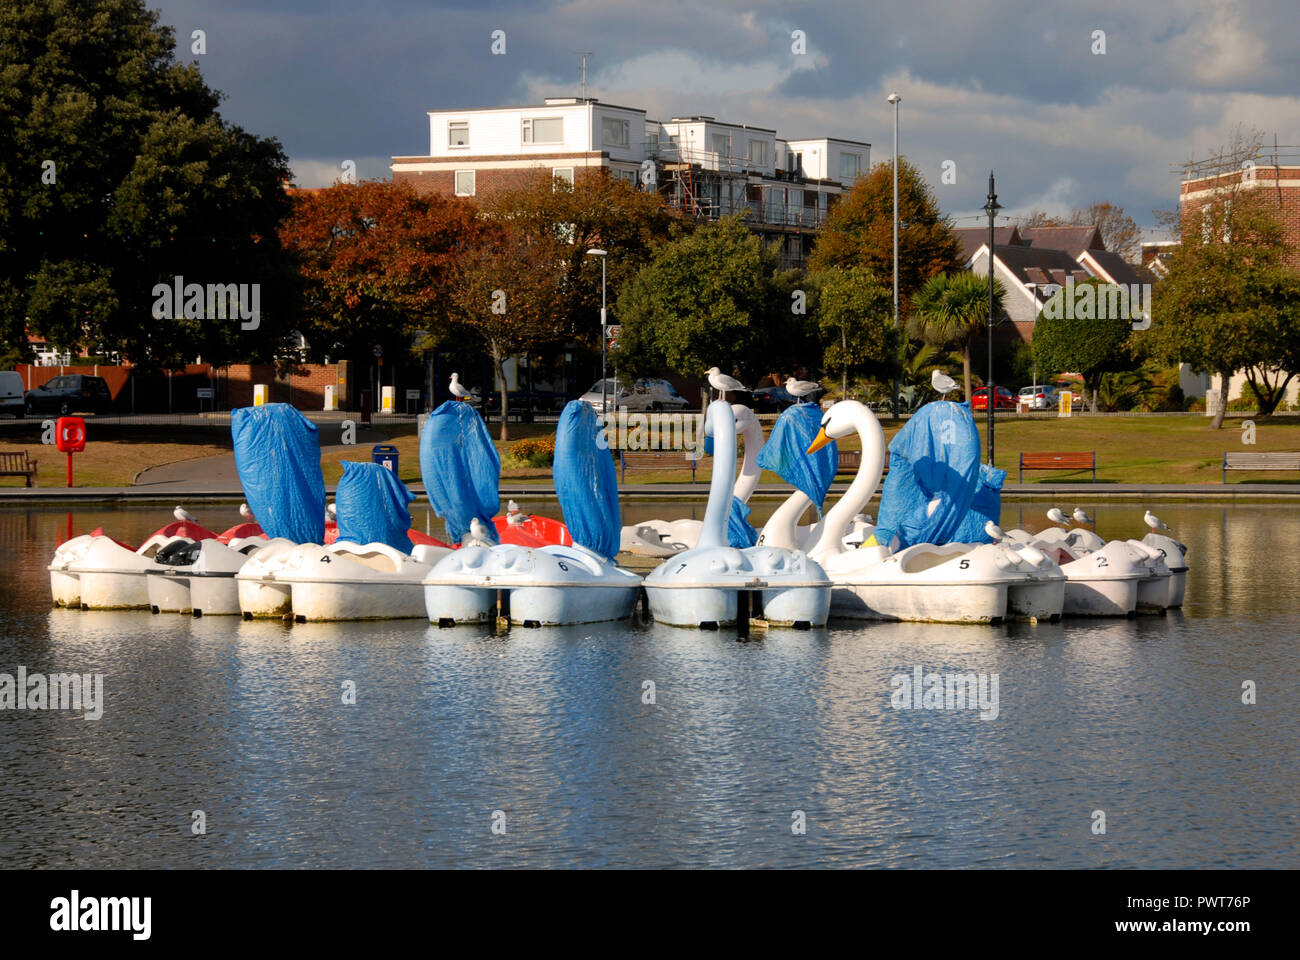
[146,0,1300,229]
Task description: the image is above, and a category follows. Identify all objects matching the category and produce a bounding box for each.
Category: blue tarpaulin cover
[757,403,837,515]
[335,460,416,552]
[419,400,500,543]
[728,496,759,548]
[553,400,620,559]
[953,463,1007,543]
[232,403,325,543]
[874,401,981,549]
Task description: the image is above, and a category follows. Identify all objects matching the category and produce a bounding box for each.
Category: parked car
[1018,384,1056,410]
[24,375,112,416]
[971,386,1017,411]
[0,371,25,418]
[477,389,571,421]
[579,378,691,414]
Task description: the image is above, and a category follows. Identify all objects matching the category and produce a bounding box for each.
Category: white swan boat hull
[1142,532,1188,608]
[48,535,95,607]
[235,538,299,618]
[424,544,642,626]
[279,542,441,621]
[147,540,255,615]
[644,545,830,628]
[64,535,191,610]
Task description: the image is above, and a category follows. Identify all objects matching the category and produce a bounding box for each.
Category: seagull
[931,369,960,397]
[705,366,747,399]
[239,502,254,521]
[985,520,1004,542]
[462,517,495,548]
[1046,507,1069,527]
[1144,510,1171,533]
[1072,508,1094,526]
[506,500,526,526]
[784,376,820,400]
[325,502,337,522]
[449,372,471,399]
[173,506,197,524]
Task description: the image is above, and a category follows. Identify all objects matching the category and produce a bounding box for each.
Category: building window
[839,152,860,179]
[747,139,767,166]
[601,117,629,147]
[523,117,564,144]
[790,151,803,176]
[646,133,660,155]
[448,121,469,148]
[712,133,731,158]
[553,167,574,188]
[455,170,475,196]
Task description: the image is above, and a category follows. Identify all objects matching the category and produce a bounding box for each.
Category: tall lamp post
[887,92,901,416]
[983,171,1001,466]
[586,248,608,415]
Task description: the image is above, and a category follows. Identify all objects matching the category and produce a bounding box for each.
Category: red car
[971,386,1017,411]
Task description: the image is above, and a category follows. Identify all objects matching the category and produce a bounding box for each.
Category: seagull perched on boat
[449,372,472,400]
[1144,510,1171,533]
[1072,508,1094,526]
[506,500,526,526]
[174,506,197,524]
[985,520,1004,543]
[931,369,960,397]
[325,502,337,522]
[1046,507,1069,527]
[705,366,747,399]
[784,376,820,401]
[239,502,254,521]
[462,517,495,548]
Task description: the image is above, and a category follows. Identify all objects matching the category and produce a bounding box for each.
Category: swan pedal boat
[1008,527,1174,615]
[423,542,641,626]
[147,537,266,615]
[643,400,831,629]
[56,531,196,610]
[276,541,448,622]
[235,537,302,619]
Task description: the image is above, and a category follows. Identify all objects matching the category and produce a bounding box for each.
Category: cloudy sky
[151,0,1299,235]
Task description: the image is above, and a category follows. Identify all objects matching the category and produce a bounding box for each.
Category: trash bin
[372,444,399,472]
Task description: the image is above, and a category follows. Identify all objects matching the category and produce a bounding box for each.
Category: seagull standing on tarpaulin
[449,373,472,400]
[784,377,820,402]
[931,369,959,397]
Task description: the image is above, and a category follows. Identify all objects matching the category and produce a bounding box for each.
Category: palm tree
[908,272,1006,402]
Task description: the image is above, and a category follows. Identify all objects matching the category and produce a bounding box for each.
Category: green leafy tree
[1032,279,1135,409]
[809,157,962,325]
[0,0,298,369]
[1146,185,1300,422]
[615,217,787,385]
[808,266,896,397]
[907,272,1005,401]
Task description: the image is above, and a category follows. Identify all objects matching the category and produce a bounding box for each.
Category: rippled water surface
[0,501,1296,868]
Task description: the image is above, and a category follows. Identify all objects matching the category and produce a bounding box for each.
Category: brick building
[390,97,869,270]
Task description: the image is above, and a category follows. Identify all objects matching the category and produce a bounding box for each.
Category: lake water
[1,501,1296,869]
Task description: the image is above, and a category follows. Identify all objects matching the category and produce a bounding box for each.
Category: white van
[0,371,24,418]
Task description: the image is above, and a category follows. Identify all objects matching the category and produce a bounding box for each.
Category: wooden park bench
[833,449,888,479]
[617,449,713,484]
[1019,451,1096,483]
[1222,451,1300,482]
[0,450,38,487]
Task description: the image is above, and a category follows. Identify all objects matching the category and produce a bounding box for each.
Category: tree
[809,157,962,324]
[0,0,298,369]
[446,224,565,440]
[479,169,681,346]
[1146,172,1299,423]
[907,272,1006,402]
[279,179,479,366]
[808,267,896,397]
[1032,279,1135,409]
[615,217,789,385]
[1070,202,1140,263]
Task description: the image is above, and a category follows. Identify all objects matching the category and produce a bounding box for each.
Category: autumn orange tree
[479,169,682,346]
[447,224,566,440]
[279,179,479,365]
[809,157,962,326]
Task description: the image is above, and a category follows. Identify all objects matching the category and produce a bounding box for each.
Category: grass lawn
[0,424,232,488]
[4,413,1296,489]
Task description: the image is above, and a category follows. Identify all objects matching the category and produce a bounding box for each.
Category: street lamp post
[983,171,1001,467]
[586,248,608,415]
[887,92,901,417]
